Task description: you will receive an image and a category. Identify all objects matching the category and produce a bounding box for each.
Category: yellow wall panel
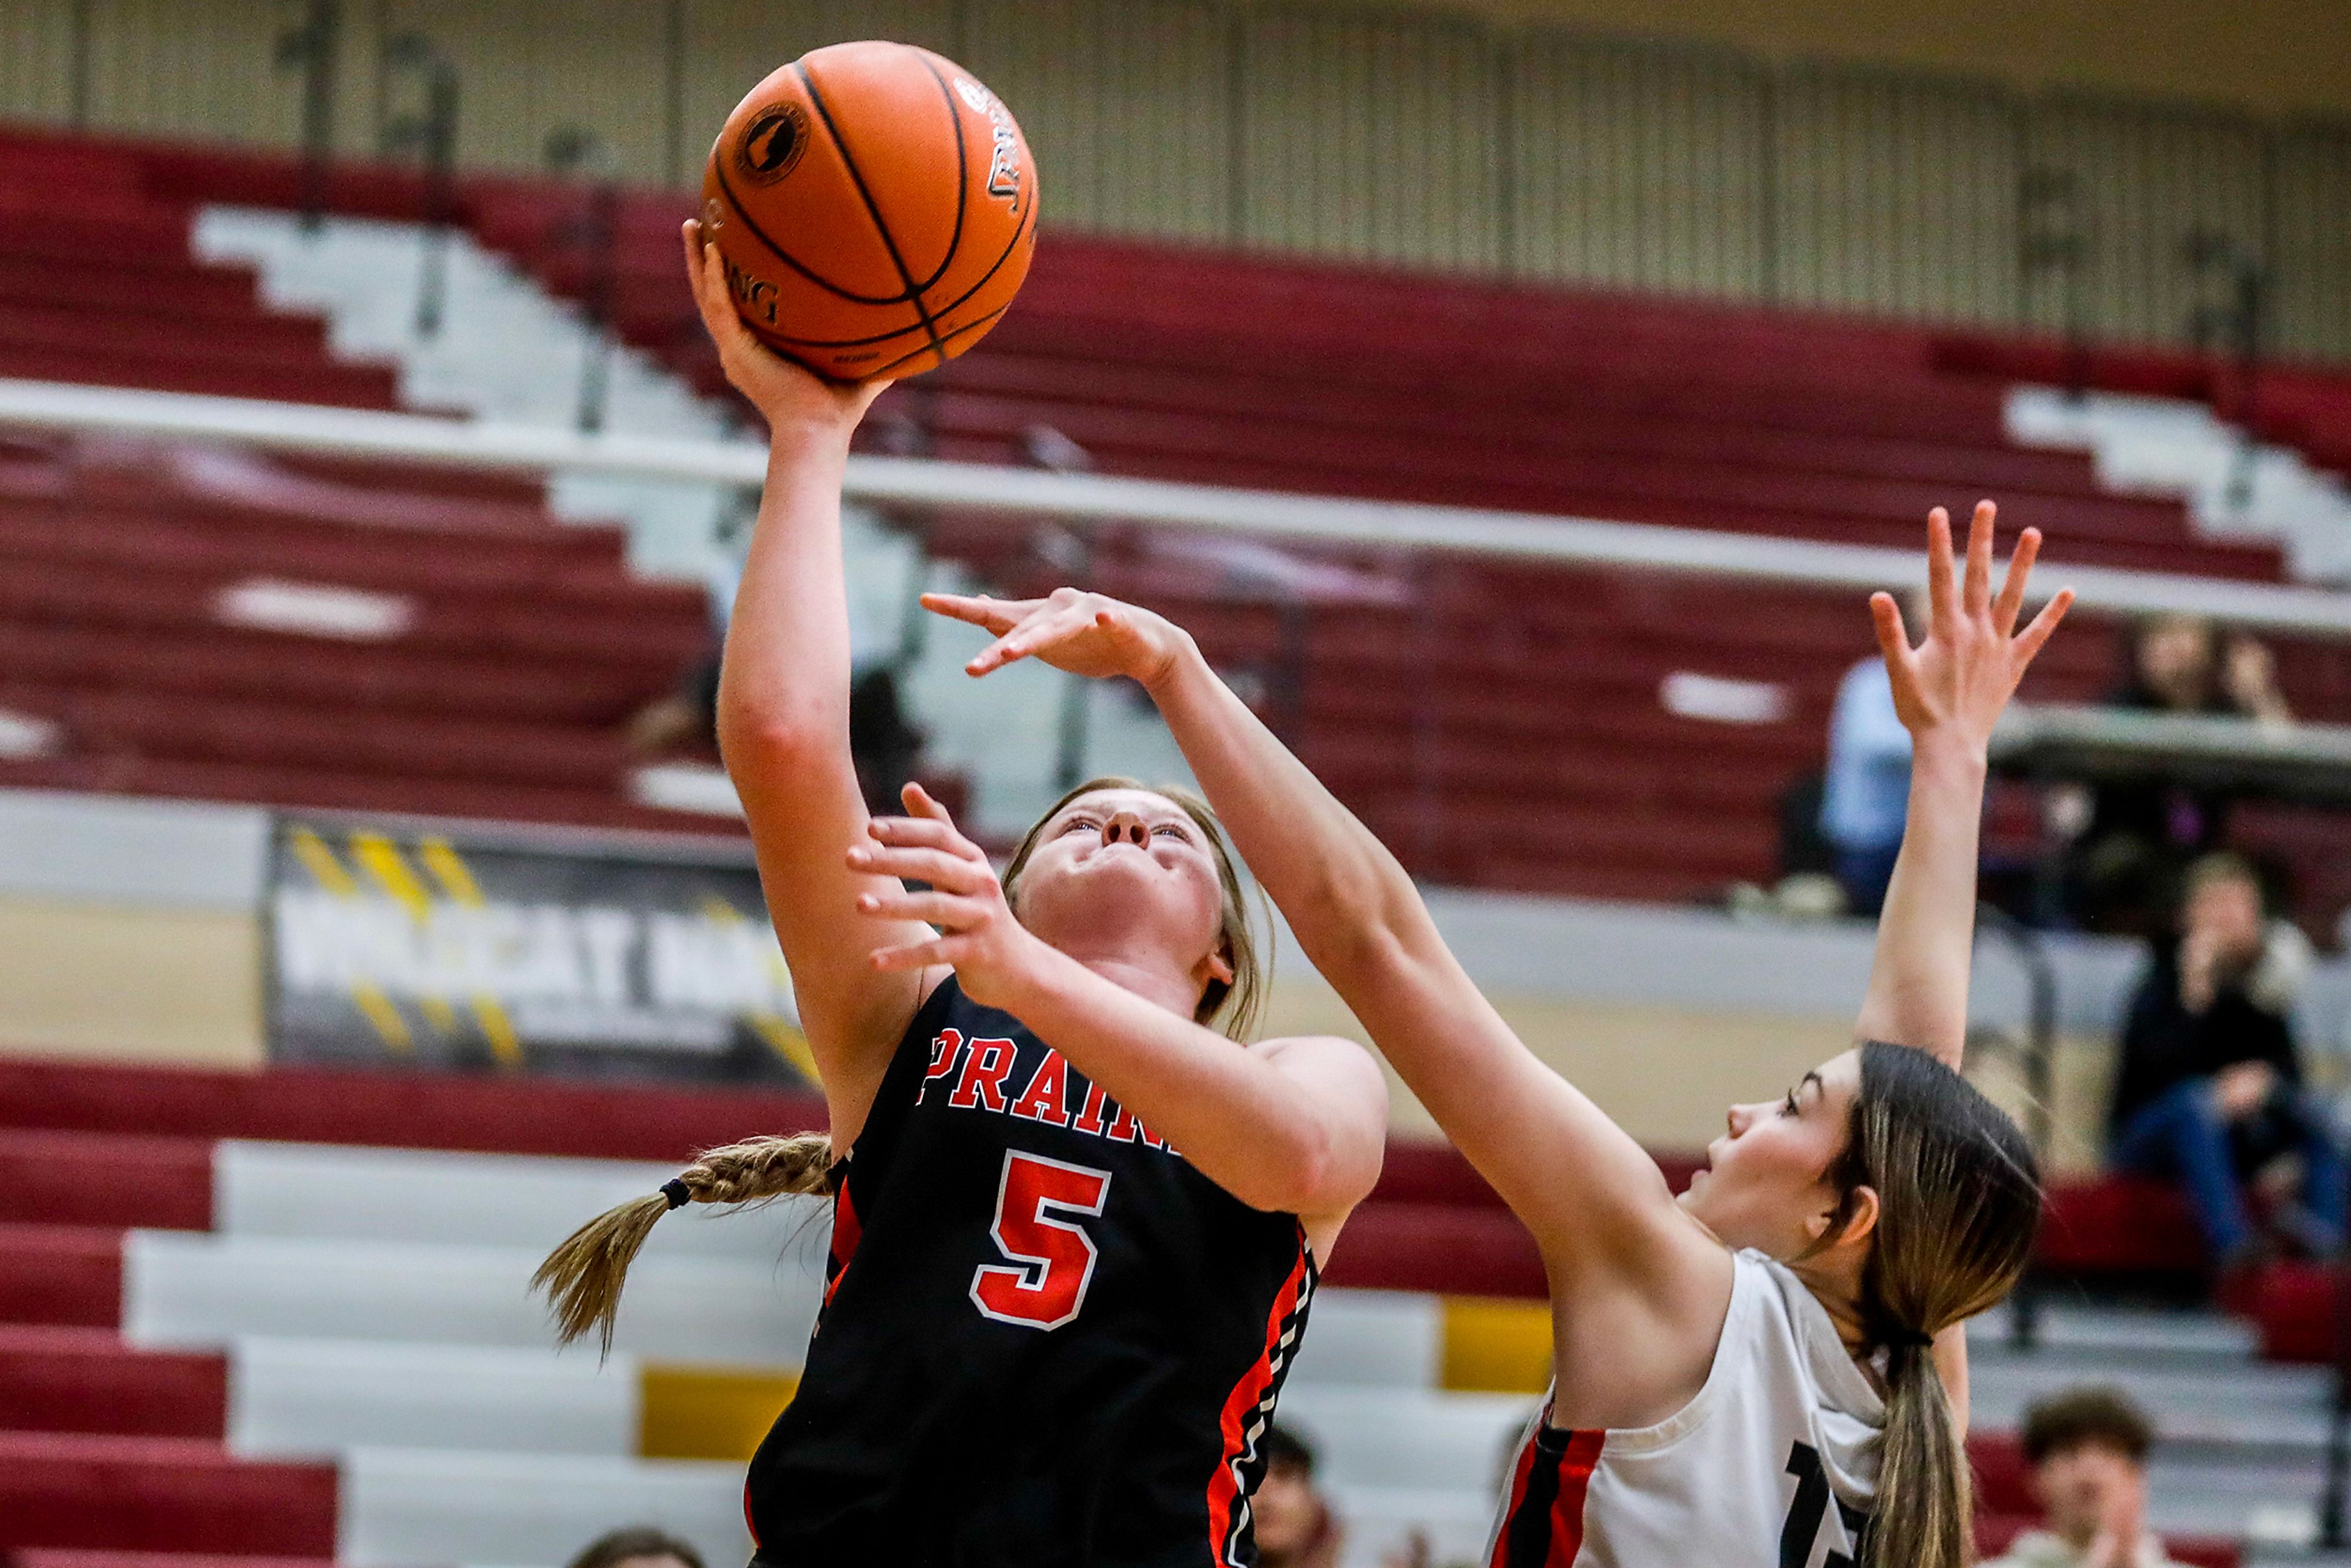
[639,1362,800,1461]
[1442,1296,1552,1394]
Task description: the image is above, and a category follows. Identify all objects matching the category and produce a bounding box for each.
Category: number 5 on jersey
[971,1150,1112,1330]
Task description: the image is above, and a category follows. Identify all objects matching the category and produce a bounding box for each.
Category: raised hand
[846,781,1052,1012]
[1870,501,2074,748]
[922,587,1194,689]
[681,219,888,434]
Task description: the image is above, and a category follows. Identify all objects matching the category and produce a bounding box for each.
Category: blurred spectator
[564,1527,705,1568]
[1982,1386,2186,1568]
[629,656,929,823]
[847,663,928,820]
[1818,637,1911,917]
[1256,1423,1341,1568]
[2109,852,2340,1275]
[2066,615,2291,934]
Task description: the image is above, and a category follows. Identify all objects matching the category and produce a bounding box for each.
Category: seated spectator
[2068,614,2292,934]
[564,1527,705,1568]
[2108,852,2341,1275]
[1982,1387,2188,1568]
[1255,1422,1341,1568]
[1818,626,1912,917]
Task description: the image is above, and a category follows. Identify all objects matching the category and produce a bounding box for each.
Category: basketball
[698,40,1039,382]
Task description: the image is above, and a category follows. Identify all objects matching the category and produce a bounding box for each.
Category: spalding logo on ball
[701,40,1039,382]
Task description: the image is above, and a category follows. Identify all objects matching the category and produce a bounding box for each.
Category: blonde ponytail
[1869,1336,1969,1568]
[531,1133,836,1357]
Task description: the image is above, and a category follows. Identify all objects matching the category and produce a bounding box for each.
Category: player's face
[1678,1048,1862,1259]
[1013,789,1231,985]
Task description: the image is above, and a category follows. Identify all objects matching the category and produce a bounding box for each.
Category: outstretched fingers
[2011,586,2077,669]
[1963,500,1996,617]
[921,591,1040,637]
[1992,527,2042,636]
[1924,507,1957,641]
[965,598,1091,675]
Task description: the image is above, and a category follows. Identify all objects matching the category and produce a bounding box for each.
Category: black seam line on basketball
[907,50,969,296]
[795,57,947,365]
[865,304,1009,378]
[709,159,918,307]
[752,193,1034,349]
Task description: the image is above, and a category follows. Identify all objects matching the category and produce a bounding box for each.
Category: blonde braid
[531,1133,836,1358]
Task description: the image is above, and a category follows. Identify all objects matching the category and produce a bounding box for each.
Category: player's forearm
[1852,732,1987,1065]
[715,428,857,759]
[1144,639,1432,978]
[1000,945,1356,1214]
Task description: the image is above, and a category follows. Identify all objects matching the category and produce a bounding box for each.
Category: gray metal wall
[3,0,2345,363]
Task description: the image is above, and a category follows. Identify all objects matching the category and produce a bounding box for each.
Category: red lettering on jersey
[948,1036,1018,1111]
[917,1029,965,1105]
[1008,1050,1073,1127]
[1070,1077,1109,1135]
[1100,1105,1169,1149]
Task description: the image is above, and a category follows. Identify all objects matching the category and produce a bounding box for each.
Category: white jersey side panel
[1486,1250,1884,1568]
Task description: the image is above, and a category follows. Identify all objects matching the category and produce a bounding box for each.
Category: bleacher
[8,122,2351,909]
[0,130,718,833]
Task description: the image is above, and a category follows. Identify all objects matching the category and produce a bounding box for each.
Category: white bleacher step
[2006,384,2351,582]
[1325,1482,1499,1568]
[1278,1384,1534,1495]
[124,1230,824,1364]
[340,1446,752,1568]
[1974,1297,2261,1361]
[216,1139,831,1261]
[227,1336,636,1460]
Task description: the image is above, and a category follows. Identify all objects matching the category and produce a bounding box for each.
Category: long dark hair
[1822,1041,2041,1568]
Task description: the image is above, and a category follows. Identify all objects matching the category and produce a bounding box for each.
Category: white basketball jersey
[1485,1249,1884,1568]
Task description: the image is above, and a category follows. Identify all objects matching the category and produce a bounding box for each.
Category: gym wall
[2,0,2346,365]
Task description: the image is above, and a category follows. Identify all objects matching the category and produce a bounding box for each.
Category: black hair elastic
[1888,1326,1935,1351]
[660,1177,693,1210]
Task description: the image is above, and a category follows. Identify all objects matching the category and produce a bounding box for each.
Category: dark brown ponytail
[531,1133,835,1357]
[1830,1042,2041,1568]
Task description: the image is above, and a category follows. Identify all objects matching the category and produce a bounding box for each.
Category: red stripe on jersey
[824,1179,863,1308]
[1204,1247,1311,1566]
[1488,1433,1543,1568]
[744,1477,760,1550]
[1546,1430,1605,1566]
[1488,1424,1604,1568]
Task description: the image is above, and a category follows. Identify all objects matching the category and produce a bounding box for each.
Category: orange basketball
[699,41,1039,382]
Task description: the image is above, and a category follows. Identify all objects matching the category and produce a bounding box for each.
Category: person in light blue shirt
[1820,651,1912,915]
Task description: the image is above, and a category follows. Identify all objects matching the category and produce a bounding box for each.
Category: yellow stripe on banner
[746,1013,819,1082]
[353,986,413,1052]
[1441,1297,1554,1394]
[414,836,484,904]
[639,1364,801,1461]
[287,827,357,896]
[348,833,433,921]
[473,994,522,1070]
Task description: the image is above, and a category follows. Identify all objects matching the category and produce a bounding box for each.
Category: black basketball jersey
[745,976,1317,1567]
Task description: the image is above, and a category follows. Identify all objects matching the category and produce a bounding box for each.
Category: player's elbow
[715,691,838,778]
